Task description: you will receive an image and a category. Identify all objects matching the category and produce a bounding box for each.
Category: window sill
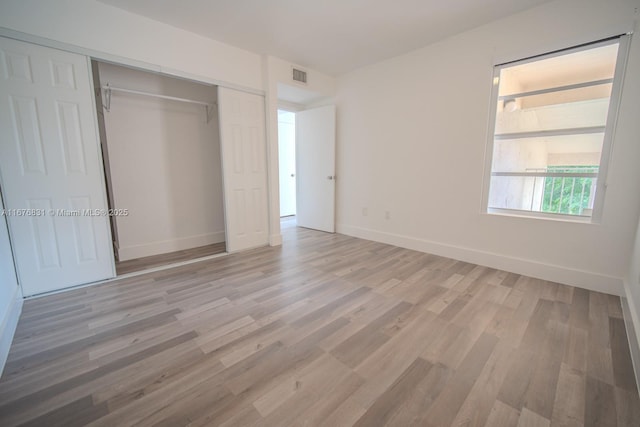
[485,207,598,224]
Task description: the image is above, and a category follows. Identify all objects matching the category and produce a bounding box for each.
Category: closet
[92,61,226,275]
[0,36,270,296]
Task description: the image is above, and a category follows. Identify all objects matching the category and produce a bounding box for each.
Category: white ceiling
[97,0,553,76]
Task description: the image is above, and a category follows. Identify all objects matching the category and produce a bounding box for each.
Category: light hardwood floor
[115,242,227,275]
[0,218,638,426]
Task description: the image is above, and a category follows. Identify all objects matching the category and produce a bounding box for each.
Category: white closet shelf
[101,84,216,123]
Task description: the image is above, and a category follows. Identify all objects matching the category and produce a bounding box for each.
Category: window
[484,36,629,221]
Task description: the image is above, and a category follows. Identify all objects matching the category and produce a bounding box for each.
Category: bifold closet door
[218,87,269,252]
[0,37,115,296]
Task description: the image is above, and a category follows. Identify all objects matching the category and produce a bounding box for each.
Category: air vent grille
[292,68,307,84]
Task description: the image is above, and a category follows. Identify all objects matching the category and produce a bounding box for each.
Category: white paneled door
[0,37,114,296]
[218,87,269,252]
[296,105,336,233]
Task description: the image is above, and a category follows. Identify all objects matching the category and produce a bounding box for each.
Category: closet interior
[91,61,227,275]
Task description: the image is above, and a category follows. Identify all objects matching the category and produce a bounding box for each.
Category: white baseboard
[0,286,23,376]
[336,223,624,296]
[269,233,283,246]
[622,280,640,396]
[118,231,226,261]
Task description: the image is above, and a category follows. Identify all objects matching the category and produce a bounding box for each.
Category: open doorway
[92,61,227,275]
[278,110,296,218]
[276,81,336,234]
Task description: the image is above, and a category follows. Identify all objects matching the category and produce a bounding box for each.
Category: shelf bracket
[102,84,112,112]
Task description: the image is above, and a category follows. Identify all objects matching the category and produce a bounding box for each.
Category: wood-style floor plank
[0,217,638,426]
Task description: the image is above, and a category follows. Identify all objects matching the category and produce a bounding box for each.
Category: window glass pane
[498,43,619,96]
[495,85,611,134]
[489,175,547,211]
[487,40,620,218]
[488,174,596,216]
[542,167,597,215]
[491,134,604,173]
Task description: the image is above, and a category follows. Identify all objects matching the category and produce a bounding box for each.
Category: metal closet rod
[101,83,216,122]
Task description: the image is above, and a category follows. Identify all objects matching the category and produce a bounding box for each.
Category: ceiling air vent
[292,67,307,84]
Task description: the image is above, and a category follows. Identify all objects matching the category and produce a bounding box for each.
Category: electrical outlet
[385,211,390,220]
[362,207,368,217]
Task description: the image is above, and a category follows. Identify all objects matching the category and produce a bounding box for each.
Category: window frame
[481,34,631,223]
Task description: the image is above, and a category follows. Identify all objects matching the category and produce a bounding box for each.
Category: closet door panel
[218,87,269,252]
[0,37,115,296]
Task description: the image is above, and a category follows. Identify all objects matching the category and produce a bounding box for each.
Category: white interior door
[218,87,269,252]
[0,37,115,296]
[278,110,296,217]
[296,105,336,232]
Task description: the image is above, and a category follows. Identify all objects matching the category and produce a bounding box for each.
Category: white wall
[97,63,224,261]
[0,0,263,91]
[335,0,640,296]
[0,196,21,375]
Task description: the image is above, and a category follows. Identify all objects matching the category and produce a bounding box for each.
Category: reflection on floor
[1,221,637,426]
[115,242,227,275]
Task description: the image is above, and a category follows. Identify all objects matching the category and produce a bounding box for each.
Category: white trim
[25,251,229,300]
[0,286,23,376]
[620,283,640,397]
[492,172,598,178]
[114,252,229,280]
[117,231,225,261]
[269,233,283,246]
[485,208,592,223]
[480,67,501,215]
[593,34,632,221]
[336,223,624,296]
[496,37,621,68]
[492,30,631,67]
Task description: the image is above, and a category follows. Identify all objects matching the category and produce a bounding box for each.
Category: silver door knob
[291,173,295,177]
[327,175,334,180]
